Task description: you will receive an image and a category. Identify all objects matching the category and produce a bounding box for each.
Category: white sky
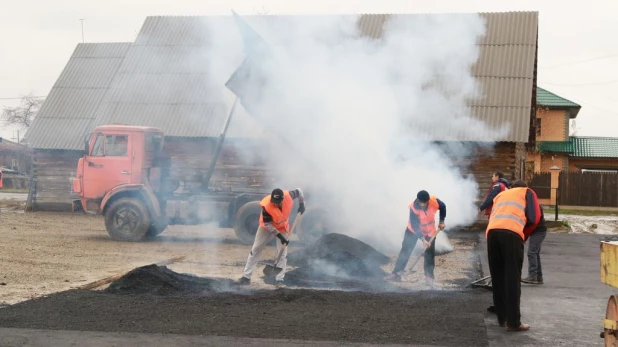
[0,0,616,141]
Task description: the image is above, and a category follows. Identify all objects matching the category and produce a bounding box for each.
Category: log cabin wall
[162,137,275,193]
[32,150,83,211]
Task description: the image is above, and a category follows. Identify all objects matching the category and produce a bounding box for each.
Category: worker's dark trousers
[392,228,436,278]
[487,229,524,328]
[527,229,546,278]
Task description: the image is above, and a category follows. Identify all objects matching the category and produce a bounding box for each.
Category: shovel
[262,212,302,278]
[402,228,443,275]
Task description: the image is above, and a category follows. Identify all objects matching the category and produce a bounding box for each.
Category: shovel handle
[405,228,444,274]
[272,211,303,266]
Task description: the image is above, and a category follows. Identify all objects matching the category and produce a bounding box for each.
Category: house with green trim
[527,87,618,173]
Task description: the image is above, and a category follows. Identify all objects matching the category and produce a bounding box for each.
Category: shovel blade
[263,265,283,278]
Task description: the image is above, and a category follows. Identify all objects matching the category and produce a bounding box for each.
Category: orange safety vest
[486,187,528,240]
[407,196,440,237]
[259,190,294,232]
[0,168,3,189]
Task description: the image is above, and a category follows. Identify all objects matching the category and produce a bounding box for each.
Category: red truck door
[82,133,133,201]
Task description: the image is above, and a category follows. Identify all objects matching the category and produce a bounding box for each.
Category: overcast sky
[0,0,616,142]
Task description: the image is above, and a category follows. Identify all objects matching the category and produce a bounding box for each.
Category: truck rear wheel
[233,201,262,245]
[105,197,151,242]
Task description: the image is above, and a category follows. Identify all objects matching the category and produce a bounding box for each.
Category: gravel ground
[0,211,480,305]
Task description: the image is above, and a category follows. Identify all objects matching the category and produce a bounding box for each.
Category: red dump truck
[71,124,330,244]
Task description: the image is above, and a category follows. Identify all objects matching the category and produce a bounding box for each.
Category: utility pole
[79,19,84,43]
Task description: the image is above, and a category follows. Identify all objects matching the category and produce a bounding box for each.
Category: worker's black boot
[521,275,540,284]
[536,276,543,284]
[236,277,251,285]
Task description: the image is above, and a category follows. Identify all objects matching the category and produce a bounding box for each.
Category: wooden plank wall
[32,150,82,211]
[438,142,522,202]
[559,171,618,207]
[163,137,275,192]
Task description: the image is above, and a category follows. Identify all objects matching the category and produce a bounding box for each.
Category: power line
[577,100,618,115]
[540,53,618,70]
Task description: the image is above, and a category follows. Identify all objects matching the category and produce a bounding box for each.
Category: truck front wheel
[233,201,262,245]
[105,197,151,242]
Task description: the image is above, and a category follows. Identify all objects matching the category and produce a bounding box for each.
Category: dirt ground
[0,211,478,306]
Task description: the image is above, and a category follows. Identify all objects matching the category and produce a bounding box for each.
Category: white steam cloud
[204,13,509,254]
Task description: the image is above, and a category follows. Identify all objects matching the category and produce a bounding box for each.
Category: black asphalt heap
[0,288,490,346]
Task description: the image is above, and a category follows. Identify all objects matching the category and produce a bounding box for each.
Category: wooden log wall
[32,150,83,211]
[162,137,275,192]
[437,141,524,202]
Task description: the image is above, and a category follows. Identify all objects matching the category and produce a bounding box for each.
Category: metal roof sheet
[571,136,618,158]
[123,13,537,143]
[25,43,131,150]
[93,103,227,137]
[537,87,581,108]
[29,12,538,149]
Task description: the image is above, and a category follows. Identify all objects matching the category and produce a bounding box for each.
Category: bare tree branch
[1,93,44,129]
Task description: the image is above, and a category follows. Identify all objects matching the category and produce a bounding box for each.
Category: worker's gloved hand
[298,203,306,215]
[438,222,446,230]
[276,233,289,246]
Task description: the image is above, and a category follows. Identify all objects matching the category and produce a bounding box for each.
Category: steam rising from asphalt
[205,13,509,254]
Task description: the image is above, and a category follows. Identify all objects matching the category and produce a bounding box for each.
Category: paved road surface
[480,232,614,346]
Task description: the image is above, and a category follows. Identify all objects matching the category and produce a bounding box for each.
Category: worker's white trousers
[243,227,289,281]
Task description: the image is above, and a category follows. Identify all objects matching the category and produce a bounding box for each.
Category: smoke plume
[204,13,509,254]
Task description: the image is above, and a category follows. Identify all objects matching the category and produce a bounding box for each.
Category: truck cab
[73,125,169,241]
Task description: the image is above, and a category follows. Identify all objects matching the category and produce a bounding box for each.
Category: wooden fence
[559,171,618,207]
[528,172,551,199]
[530,171,618,207]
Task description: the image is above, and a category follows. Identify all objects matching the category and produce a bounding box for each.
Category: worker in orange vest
[237,188,305,287]
[486,179,542,332]
[0,168,3,189]
[479,170,509,216]
[385,190,446,288]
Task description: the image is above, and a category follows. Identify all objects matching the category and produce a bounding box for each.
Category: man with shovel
[237,188,305,287]
[385,190,446,287]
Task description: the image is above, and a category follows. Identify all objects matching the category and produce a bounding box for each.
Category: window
[91,134,105,156]
[105,135,128,157]
[90,134,128,157]
[535,118,542,137]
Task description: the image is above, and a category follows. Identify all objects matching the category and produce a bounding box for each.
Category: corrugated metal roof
[25,42,131,150]
[539,137,618,158]
[571,136,618,158]
[121,12,537,143]
[538,141,573,153]
[94,103,227,137]
[29,12,538,149]
[537,87,581,108]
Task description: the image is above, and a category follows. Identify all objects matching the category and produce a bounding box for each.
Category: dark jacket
[479,178,509,213]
